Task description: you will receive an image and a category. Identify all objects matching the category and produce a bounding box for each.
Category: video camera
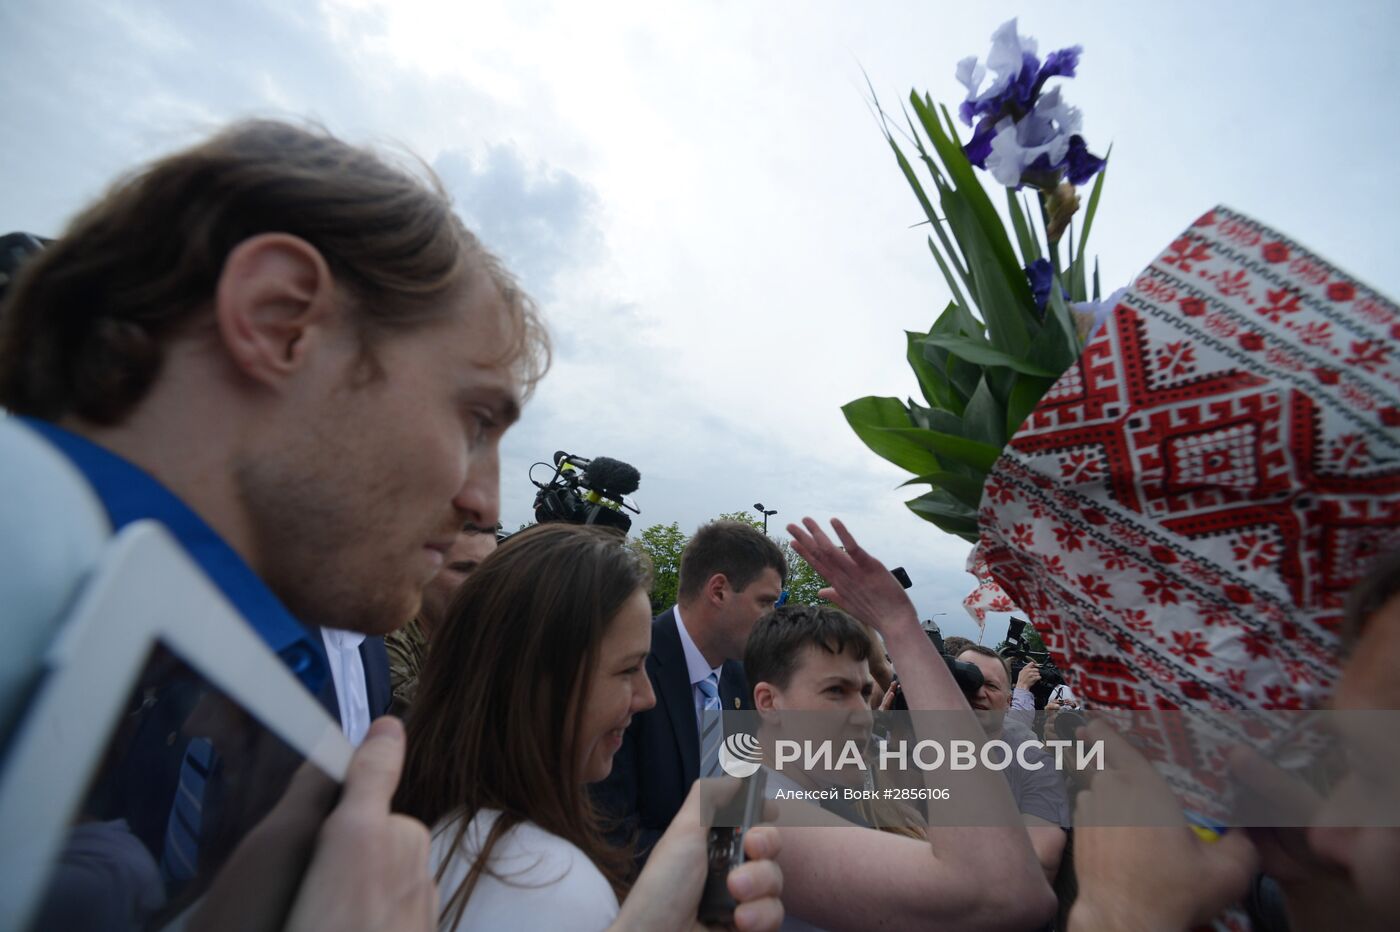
[998,617,1065,708]
[921,620,986,701]
[530,451,641,533]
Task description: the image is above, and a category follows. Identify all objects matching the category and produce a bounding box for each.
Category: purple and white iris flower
[1072,286,1128,342]
[957,19,1104,189]
[1024,258,1064,320]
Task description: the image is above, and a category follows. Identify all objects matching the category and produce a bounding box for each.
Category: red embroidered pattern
[976,206,1400,815]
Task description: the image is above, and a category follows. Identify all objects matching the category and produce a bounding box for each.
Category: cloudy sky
[4,0,1397,641]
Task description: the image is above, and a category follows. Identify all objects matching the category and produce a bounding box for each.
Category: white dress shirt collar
[320,628,370,746]
[672,604,723,687]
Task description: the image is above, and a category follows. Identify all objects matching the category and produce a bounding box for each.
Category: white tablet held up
[0,520,352,930]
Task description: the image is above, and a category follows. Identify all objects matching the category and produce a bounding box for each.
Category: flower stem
[1038,190,1062,278]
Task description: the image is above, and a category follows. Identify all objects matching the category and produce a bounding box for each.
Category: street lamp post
[752,502,777,534]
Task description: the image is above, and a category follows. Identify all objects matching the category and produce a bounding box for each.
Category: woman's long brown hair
[394,523,650,926]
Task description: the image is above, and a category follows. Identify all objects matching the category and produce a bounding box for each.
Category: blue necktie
[698,673,723,777]
[161,737,214,883]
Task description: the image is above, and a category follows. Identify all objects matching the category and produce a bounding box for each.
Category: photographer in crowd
[956,647,1070,882]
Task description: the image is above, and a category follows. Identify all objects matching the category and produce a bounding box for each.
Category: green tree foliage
[630,521,687,614]
[717,511,830,607]
[538,512,833,613]
[994,618,1048,657]
[716,510,764,531]
[784,553,830,606]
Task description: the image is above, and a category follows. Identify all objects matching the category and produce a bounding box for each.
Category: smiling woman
[394,524,652,923]
[392,523,785,931]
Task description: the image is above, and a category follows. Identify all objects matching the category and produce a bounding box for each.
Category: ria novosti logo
[719,732,763,778]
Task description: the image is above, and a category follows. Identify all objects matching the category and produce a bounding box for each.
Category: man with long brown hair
[0,120,548,931]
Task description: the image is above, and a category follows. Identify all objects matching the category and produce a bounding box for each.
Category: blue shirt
[19,417,328,694]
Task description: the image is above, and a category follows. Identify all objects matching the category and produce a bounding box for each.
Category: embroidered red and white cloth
[978,206,1399,804]
[961,548,1021,629]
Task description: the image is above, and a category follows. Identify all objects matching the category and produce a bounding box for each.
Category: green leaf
[907,486,976,516]
[1027,282,1082,377]
[888,138,943,238]
[961,375,1007,447]
[925,237,970,314]
[905,490,980,542]
[1006,188,1040,265]
[940,187,1036,356]
[907,401,965,435]
[898,470,987,510]
[1006,372,1055,438]
[841,396,942,476]
[922,333,1059,377]
[1033,266,1081,360]
[1067,219,1088,303]
[1067,147,1110,301]
[984,363,1016,407]
[930,299,984,338]
[925,301,986,407]
[1093,257,1101,302]
[909,94,1033,309]
[1036,328,1077,379]
[1023,193,1044,260]
[1065,216,1076,284]
[880,426,1003,472]
[1076,145,1111,261]
[941,351,982,406]
[885,131,973,297]
[922,348,968,416]
[906,329,954,410]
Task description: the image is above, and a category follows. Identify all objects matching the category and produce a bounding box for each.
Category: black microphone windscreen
[584,457,641,497]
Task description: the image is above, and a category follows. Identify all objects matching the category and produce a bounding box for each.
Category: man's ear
[703,572,730,607]
[754,681,780,717]
[215,233,339,388]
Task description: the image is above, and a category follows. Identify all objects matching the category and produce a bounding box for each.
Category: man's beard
[233,449,420,636]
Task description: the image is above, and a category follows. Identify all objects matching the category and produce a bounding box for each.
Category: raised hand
[786,518,919,638]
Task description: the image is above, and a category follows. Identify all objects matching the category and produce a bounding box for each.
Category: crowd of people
[0,119,1395,931]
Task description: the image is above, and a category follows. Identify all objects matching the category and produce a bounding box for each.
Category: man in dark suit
[595,520,786,859]
[315,630,394,742]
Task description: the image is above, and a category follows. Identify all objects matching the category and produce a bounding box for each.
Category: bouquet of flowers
[845,20,1400,819]
[844,19,1110,542]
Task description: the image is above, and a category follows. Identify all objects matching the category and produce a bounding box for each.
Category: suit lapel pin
[733,697,740,709]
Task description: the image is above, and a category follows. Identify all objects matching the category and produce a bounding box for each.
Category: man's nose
[454,446,500,527]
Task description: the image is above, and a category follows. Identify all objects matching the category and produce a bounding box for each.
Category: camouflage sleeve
[385,620,425,717]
